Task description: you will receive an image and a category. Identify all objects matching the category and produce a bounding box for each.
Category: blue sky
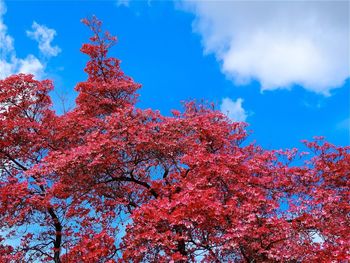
[1,0,349,150]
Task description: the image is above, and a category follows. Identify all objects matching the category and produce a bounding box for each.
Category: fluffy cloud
[220,97,247,122]
[27,22,61,57]
[181,1,349,95]
[17,55,44,75]
[0,1,12,54]
[0,0,59,79]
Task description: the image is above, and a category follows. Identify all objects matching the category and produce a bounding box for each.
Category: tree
[0,17,349,262]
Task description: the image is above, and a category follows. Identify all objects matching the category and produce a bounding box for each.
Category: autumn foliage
[0,17,349,262]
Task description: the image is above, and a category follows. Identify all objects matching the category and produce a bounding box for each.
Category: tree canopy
[0,17,349,262]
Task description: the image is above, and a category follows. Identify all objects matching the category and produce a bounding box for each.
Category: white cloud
[0,1,13,55]
[220,97,247,122]
[18,55,45,75]
[26,21,61,57]
[0,55,44,79]
[180,1,350,95]
[0,0,59,79]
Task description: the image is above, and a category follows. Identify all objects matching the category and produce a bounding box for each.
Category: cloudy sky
[0,0,349,149]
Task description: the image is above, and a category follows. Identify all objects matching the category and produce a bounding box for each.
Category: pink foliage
[0,17,348,262]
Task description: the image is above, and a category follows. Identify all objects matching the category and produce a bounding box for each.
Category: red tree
[0,17,349,262]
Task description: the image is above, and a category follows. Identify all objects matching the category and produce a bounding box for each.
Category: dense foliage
[0,17,349,262]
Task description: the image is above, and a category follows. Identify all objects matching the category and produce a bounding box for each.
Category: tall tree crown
[0,17,348,262]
